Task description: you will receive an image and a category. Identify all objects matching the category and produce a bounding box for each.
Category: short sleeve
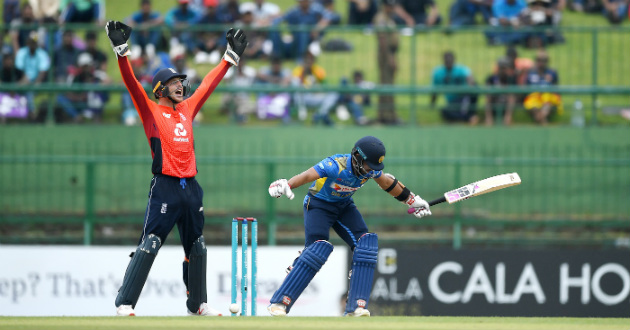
[313,157,339,178]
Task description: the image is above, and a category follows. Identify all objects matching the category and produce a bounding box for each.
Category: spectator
[126,0,164,56]
[292,50,339,125]
[430,51,479,125]
[315,0,342,25]
[84,31,107,72]
[56,52,109,122]
[505,45,533,85]
[15,32,50,113]
[486,0,528,45]
[217,0,242,23]
[601,0,628,23]
[28,0,61,22]
[220,58,257,123]
[233,4,269,60]
[523,50,562,125]
[449,0,493,27]
[165,0,202,53]
[338,70,372,125]
[485,57,517,125]
[241,0,281,27]
[3,0,21,26]
[255,56,292,122]
[348,0,379,25]
[10,3,42,52]
[373,0,400,125]
[520,0,563,47]
[195,2,225,64]
[54,30,79,82]
[394,0,443,27]
[270,0,335,60]
[171,45,200,84]
[60,0,105,25]
[0,49,29,122]
[570,0,603,12]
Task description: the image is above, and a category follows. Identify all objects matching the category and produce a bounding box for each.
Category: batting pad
[115,234,161,308]
[270,240,333,313]
[186,236,208,313]
[346,233,378,313]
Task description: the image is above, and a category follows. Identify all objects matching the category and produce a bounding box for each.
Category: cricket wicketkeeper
[267,136,432,317]
[105,20,247,316]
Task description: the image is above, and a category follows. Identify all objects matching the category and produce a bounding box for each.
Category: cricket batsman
[267,136,432,317]
[105,20,247,316]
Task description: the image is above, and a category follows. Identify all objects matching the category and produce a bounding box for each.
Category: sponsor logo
[179,113,187,121]
[162,113,171,118]
[168,68,177,74]
[174,123,187,136]
[331,183,360,193]
[282,296,291,306]
[161,203,167,214]
[173,137,189,142]
[357,299,366,308]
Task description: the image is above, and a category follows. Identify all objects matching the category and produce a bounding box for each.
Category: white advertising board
[0,245,348,316]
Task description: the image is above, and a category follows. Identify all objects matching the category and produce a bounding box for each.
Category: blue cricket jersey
[306,154,382,204]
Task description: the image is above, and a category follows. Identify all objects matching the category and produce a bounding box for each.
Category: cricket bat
[408,172,522,213]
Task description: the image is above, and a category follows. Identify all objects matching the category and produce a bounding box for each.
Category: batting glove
[105,20,132,57]
[223,28,248,66]
[268,179,294,200]
[404,193,431,219]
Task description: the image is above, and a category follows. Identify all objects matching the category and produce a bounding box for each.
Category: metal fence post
[410,28,417,125]
[266,161,276,246]
[84,161,95,245]
[453,161,462,250]
[591,29,598,126]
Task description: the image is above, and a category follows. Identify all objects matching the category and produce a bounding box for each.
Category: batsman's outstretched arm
[374,173,432,219]
[268,168,320,200]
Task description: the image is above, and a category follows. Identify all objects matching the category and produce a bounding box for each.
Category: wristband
[395,187,411,202]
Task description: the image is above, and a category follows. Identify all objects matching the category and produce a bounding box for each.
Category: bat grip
[407,196,446,214]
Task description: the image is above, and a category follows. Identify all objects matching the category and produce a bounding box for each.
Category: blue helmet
[352,136,386,176]
[152,68,189,100]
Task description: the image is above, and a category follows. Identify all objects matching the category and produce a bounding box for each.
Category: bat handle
[407,196,447,214]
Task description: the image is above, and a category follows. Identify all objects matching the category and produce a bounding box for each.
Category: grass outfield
[0,317,628,330]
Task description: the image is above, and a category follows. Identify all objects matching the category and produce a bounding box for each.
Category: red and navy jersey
[117,56,230,178]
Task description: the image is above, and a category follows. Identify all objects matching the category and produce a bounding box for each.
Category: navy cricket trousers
[140,174,205,257]
[303,195,369,249]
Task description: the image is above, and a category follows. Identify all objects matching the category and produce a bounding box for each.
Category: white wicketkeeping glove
[268,179,294,200]
[404,193,431,219]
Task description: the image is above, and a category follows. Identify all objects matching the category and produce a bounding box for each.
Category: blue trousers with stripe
[303,195,368,248]
[140,174,205,289]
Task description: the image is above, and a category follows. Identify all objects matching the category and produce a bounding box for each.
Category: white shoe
[344,307,370,317]
[188,302,222,316]
[116,305,135,316]
[267,303,287,317]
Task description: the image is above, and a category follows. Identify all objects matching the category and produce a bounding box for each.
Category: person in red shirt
[105,20,247,317]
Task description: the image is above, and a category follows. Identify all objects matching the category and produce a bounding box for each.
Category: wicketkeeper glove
[268,179,295,200]
[404,193,431,219]
[105,20,133,57]
[223,28,248,66]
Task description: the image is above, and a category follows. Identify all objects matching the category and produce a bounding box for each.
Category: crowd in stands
[0,0,620,125]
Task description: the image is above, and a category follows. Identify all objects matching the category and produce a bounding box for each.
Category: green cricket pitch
[0,316,628,330]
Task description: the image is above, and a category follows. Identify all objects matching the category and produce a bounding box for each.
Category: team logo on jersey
[174,123,189,142]
[179,113,187,121]
[162,113,171,118]
[331,183,360,193]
